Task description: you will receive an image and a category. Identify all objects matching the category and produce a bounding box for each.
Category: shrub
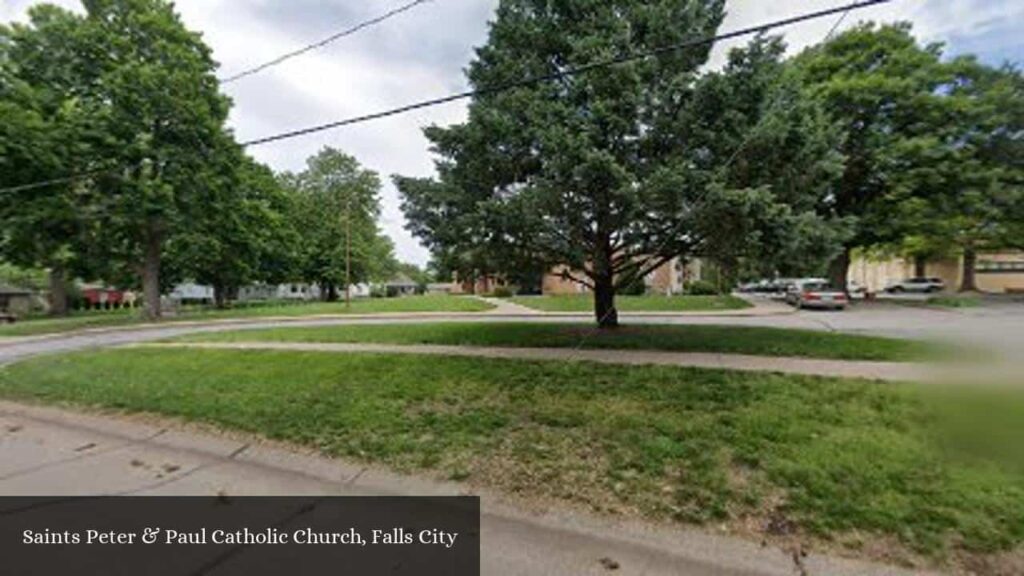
[685,280,719,296]
[620,280,648,296]
[492,286,516,298]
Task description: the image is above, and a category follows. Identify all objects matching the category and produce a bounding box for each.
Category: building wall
[542,258,705,296]
[975,252,1024,293]
[542,267,590,295]
[849,251,1024,294]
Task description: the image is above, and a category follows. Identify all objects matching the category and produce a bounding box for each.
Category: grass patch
[0,348,1020,564]
[509,294,751,312]
[177,322,937,362]
[927,295,983,308]
[0,296,493,338]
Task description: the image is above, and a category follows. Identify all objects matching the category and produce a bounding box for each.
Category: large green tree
[285,148,396,301]
[685,36,848,283]
[793,23,953,289]
[75,0,231,319]
[0,6,100,315]
[168,150,299,307]
[878,59,1024,291]
[404,0,731,327]
[399,1,845,326]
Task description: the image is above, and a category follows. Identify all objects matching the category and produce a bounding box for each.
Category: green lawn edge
[176,322,939,362]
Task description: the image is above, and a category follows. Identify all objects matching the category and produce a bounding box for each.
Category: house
[0,284,32,318]
[385,274,419,297]
[170,282,215,305]
[848,251,1024,294]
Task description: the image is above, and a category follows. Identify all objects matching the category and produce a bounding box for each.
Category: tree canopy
[398,1,845,326]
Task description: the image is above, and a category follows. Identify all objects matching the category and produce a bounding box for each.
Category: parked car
[847,281,867,297]
[885,277,945,293]
[785,280,849,310]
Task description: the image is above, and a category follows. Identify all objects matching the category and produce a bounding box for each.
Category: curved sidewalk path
[145,341,928,382]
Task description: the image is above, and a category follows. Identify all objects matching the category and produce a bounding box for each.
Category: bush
[492,286,516,298]
[685,280,719,296]
[620,280,648,296]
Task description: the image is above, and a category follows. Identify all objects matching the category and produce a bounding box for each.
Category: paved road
[4,299,1020,364]
[0,401,928,576]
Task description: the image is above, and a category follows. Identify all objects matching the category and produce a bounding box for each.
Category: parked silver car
[785,280,849,310]
[885,277,945,293]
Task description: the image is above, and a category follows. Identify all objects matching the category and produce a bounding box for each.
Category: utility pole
[345,195,352,310]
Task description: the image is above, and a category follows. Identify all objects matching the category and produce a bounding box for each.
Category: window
[978,260,1024,274]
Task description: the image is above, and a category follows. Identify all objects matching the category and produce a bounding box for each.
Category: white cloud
[4,0,1021,265]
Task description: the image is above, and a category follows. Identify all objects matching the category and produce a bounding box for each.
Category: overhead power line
[0,0,891,195]
[219,0,432,84]
[240,0,891,147]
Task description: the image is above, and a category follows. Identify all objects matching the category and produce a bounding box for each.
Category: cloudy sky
[3,0,1022,265]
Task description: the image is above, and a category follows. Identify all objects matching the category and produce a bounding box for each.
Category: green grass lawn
[509,294,751,312]
[0,296,493,338]
[178,322,938,362]
[0,348,1020,566]
[926,295,984,308]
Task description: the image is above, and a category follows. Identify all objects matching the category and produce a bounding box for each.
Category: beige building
[542,258,705,296]
[849,251,1024,294]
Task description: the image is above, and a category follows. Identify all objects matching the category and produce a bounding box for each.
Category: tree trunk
[960,248,978,293]
[593,272,618,329]
[213,284,228,309]
[48,264,68,317]
[913,255,927,278]
[142,232,162,320]
[325,283,339,302]
[827,247,851,293]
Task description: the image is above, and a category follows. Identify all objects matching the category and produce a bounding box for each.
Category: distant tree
[168,152,299,307]
[285,148,395,301]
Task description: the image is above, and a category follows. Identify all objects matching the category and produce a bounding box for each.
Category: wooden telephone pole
[345,196,352,310]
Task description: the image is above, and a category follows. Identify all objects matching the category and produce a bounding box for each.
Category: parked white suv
[885,277,945,293]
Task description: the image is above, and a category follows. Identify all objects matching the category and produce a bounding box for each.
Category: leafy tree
[0,6,99,315]
[399,8,845,326]
[793,23,953,289]
[285,148,395,301]
[686,36,848,284]
[72,0,232,319]
[878,59,1024,290]
[402,0,731,327]
[168,151,299,307]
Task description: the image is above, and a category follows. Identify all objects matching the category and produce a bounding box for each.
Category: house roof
[385,273,418,287]
[0,284,32,296]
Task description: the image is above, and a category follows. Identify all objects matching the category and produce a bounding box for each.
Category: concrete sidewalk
[0,401,928,576]
[145,341,929,382]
